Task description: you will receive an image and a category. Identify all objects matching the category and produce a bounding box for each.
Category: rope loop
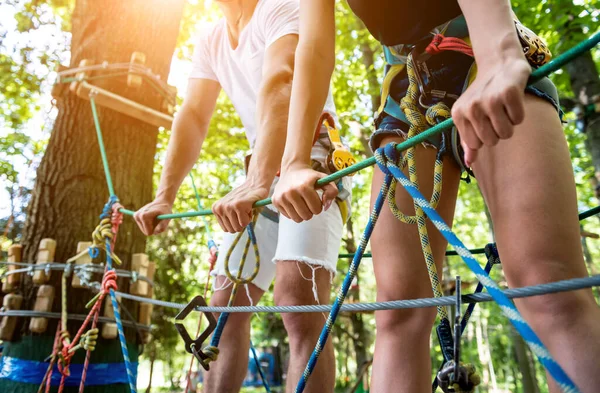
[81,328,99,352]
[224,214,261,285]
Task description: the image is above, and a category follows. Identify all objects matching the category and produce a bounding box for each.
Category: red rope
[56,270,118,392]
[79,311,101,393]
[425,34,474,57]
[111,202,124,248]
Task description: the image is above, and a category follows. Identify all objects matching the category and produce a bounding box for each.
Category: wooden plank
[161,85,178,115]
[138,303,153,344]
[72,241,93,289]
[101,296,118,339]
[127,52,146,88]
[29,285,55,333]
[0,294,23,341]
[130,254,155,297]
[76,81,173,129]
[2,245,23,293]
[33,239,56,285]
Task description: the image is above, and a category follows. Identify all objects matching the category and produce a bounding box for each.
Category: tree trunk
[3,1,185,392]
[511,327,540,393]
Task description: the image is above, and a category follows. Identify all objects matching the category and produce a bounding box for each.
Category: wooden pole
[130,253,155,297]
[29,285,55,333]
[33,239,57,285]
[2,245,23,293]
[72,241,93,289]
[0,294,23,341]
[76,81,173,129]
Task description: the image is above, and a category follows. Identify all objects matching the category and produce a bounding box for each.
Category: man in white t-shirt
[134,0,349,391]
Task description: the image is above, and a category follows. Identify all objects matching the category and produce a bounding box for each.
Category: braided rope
[376,144,579,392]
[199,214,261,370]
[294,174,393,393]
[387,52,452,322]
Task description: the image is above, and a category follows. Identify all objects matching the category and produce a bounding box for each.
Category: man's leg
[203,214,278,393]
[203,277,264,393]
[274,262,335,392]
[473,95,600,393]
[368,138,462,393]
[272,203,345,392]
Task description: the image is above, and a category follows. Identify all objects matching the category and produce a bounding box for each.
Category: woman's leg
[370,136,462,393]
[473,95,600,393]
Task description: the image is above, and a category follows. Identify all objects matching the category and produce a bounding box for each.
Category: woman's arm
[273,0,338,222]
[453,0,532,166]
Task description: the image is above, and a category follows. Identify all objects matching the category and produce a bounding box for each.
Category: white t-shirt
[189,0,337,149]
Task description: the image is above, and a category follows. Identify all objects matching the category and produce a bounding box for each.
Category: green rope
[90,97,116,197]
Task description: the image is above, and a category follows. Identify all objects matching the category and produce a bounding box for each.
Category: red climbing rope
[426,34,474,57]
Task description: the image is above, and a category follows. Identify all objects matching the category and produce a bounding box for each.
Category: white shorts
[211,203,344,292]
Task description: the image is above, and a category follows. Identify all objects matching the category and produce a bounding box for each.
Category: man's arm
[272,0,339,223]
[135,78,220,235]
[212,34,298,233]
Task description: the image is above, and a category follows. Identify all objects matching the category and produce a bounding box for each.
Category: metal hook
[174,296,217,371]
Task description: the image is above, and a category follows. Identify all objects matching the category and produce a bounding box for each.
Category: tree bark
[4,0,185,391]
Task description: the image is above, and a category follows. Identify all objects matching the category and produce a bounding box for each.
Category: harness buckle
[174,295,217,371]
[515,20,552,67]
[321,114,357,175]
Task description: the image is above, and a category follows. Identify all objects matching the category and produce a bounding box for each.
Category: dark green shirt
[347,0,462,45]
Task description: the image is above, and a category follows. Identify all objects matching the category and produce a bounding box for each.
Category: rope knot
[425,34,474,57]
[199,345,220,368]
[426,34,444,54]
[100,196,119,220]
[374,143,401,176]
[102,270,118,293]
[485,243,501,265]
[81,328,99,352]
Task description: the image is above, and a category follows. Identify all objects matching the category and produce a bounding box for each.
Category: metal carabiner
[174,296,217,371]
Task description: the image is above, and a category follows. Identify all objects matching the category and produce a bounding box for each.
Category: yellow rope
[387,53,452,321]
[200,213,261,368]
[224,214,260,285]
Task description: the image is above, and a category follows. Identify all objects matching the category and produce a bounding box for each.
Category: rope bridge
[24,30,600,393]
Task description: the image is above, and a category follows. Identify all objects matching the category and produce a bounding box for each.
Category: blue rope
[102,200,137,393]
[250,341,272,393]
[294,174,393,392]
[374,143,579,393]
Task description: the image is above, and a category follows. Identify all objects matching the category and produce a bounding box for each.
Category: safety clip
[321,114,357,174]
[437,276,475,393]
[174,296,217,371]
